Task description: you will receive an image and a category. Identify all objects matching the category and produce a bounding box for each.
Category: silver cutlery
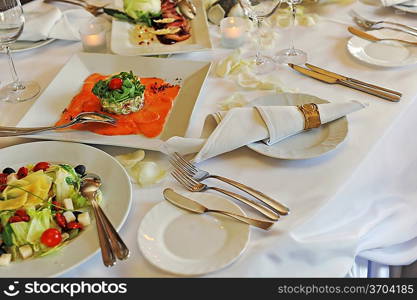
[289,63,401,102]
[171,169,279,221]
[169,152,289,215]
[349,10,417,36]
[81,173,129,267]
[348,26,417,47]
[163,188,274,230]
[0,112,116,137]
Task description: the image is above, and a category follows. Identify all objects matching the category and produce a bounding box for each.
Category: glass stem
[4,45,24,90]
[255,17,264,66]
[289,2,296,55]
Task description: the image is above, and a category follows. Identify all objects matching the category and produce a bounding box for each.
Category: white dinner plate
[347,29,417,67]
[17,52,211,151]
[0,141,132,277]
[138,193,250,276]
[110,0,212,56]
[3,39,56,53]
[246,93,348,160]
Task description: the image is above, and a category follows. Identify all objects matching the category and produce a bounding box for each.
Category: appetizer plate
[0,141,132,277]
[138,192,250,276]
[394,0,417,13]
[17,53,211,151]
[347,29,417,67]
[110,0,212,56]
[246,93,348,160]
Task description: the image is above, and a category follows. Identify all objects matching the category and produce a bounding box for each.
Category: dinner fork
[349,10,417,36]
[169,152,290,215]
[171,169,279,221]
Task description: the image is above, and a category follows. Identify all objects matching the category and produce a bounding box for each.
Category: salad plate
[246,94,348,160]
[110,0,212,56]
[16,52,211,151]
[138,192,249,276]
[347,29,417,68]
[0,141,132,277]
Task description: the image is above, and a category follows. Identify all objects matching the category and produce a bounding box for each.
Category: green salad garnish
[92,71,145,104]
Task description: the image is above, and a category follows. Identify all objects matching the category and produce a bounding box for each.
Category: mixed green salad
[92,71,146,115]
[0,162,98,266]
[104,0,162,27]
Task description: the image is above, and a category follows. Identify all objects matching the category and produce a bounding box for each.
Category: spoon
[178,0,197,20]
[80,173,130,266]
[0,112,116,137]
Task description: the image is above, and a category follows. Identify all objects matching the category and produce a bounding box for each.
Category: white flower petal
[218,93,248,111]
[131,161,166,187]
[115,150,145,168]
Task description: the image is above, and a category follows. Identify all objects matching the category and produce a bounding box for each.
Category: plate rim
[5,38,56,53]
[246,93,349,160]
[346,34,417,68]
[0,140,132,277]
[137,193,250,276]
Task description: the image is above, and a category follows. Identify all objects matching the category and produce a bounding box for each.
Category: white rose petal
[115,150,145,168]
[131,161,166,187]
[218,93,248,111]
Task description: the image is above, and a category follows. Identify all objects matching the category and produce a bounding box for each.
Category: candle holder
[220,17,246,49]
[79,20,107,53]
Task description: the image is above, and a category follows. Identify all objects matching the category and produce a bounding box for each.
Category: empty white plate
[138,192,250,276]
[347,29,417,67]
[246,93,348,160]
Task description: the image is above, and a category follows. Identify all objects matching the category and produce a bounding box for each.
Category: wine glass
[0,0,40,102]
[274,0,307,64]
[238,0,282,75]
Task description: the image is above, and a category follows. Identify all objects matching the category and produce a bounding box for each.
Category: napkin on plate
[163,100,367,162]
[19,1,94,41]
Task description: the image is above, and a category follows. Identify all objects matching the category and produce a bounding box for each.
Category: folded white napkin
[163,100,367,162]
[379,0,408,7]
[19,1,93,41]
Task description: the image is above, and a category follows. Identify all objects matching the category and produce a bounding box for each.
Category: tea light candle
[79,21,107,53]
[220,17,246,49]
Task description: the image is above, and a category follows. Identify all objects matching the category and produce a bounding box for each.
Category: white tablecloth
[1,1,417,277]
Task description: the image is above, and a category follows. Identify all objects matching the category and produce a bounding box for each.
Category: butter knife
[288,64,401,102]
[163,188,274,230]
[348,26,417,47]
[305,63,402,97]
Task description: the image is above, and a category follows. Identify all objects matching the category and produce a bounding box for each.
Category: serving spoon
[0,112,116,137]
[80,173,130,267]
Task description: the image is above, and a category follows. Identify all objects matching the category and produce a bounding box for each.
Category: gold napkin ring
[297,103,321,130]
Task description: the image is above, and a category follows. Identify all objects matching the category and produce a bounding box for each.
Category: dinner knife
[305,63,402,97]
[288,64,401,102]
[163,188,274,230]
[348,26,417,47]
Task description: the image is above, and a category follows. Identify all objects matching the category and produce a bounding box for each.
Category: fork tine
[171,170,193,191]
[174,169,199,187]
[169,154,195,175]
[174,152,198,172]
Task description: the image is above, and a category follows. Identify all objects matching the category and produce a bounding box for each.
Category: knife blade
[288,64,401,102]
[163,188,275,230]
[305,63,402,97]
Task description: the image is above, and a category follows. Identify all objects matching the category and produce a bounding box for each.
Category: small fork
[169,152,289,215]
[349,10,417,37]
[171,169,279,221]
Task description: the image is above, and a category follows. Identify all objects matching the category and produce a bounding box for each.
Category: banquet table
[1,0,417,277]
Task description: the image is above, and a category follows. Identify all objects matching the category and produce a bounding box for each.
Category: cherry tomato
[15,209,27,217]
[108,78,123,90]
[55,212,66,228]
[21,215,30,222]
[9,216,23,223]
[33,162,50,172]
[40,228,62,247]
[51,201,60,210]
[67,221,83,230]
[17,167,28,179]
[0,173,7,192]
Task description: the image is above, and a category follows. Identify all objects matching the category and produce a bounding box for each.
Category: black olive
[2,168,15,175]
[73,211,82,218]
[74,165,86,176]
[0,247,6,255]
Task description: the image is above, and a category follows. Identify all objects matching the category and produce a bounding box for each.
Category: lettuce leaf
[26,208,51,244]
[10,221,29,246]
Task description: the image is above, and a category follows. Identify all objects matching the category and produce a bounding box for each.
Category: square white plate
[17,53,211,151]
[110,0,212,56]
